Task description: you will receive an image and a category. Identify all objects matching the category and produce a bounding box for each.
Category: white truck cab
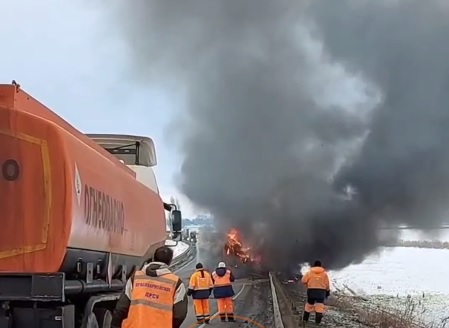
[86,134,159,194]
[87,133,183,239]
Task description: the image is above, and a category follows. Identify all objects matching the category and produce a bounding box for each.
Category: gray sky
[1,0,370,219]
[0,0,199,216]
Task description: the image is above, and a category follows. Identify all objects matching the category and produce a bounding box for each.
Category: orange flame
[224,228,258,264]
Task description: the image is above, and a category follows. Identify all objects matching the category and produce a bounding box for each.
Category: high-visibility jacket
[188,269,213,299]
[122,270,179,328]
[301,266,330,299]
[212,268,235,299]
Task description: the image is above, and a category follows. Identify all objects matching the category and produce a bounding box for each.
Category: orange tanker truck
[0,82,183,328]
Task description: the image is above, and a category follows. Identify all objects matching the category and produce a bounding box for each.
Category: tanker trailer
[0,82,182,328]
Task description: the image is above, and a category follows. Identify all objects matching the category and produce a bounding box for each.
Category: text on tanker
[84,185,125,234]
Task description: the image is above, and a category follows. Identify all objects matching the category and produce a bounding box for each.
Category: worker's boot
[219,313,226,322]
[315,313,323,324]
[302,311,310,326]
[227,313,235,322]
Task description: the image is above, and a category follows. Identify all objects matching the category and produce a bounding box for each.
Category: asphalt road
[175,256,273,327]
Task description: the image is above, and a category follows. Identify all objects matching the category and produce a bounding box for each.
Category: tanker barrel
[64,279,124,295]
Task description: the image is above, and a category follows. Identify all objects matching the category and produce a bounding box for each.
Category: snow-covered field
[331,247,449,323]
[165,240,190,258]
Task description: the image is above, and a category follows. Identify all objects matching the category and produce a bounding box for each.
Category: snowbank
[165,240,190,258]
[330,247,449,322]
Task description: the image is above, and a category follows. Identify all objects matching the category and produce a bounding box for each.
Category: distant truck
[0,82,182,328]
[189,231,197,243]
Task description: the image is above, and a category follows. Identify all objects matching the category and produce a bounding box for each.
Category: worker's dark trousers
[303,297,325,324]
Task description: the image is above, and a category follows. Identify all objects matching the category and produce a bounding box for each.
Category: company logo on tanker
[84,185,126,235]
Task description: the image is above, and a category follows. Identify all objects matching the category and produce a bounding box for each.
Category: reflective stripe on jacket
[122,270,179,328]
[212,269,235,299]
[188,269,213,299]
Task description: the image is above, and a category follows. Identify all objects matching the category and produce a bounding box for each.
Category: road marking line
[197,284,247,328]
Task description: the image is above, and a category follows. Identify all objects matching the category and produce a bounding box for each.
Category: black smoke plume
[105,0,449,270]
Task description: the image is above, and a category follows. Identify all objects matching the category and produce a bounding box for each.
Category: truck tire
[86,313,99,328]
[94,308,112,328]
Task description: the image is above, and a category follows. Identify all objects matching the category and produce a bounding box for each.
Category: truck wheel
[86,313,99,328]
[94,308,112,328]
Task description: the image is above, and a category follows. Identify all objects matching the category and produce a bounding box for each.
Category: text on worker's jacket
[135,282,172,292]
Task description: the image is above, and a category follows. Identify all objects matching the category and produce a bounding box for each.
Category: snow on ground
[330,247,449,323]
[165,240,190,258]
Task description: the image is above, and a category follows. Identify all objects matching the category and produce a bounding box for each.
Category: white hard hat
[218,261,226,268]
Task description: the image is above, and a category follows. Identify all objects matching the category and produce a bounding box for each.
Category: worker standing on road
[187,263,214,324]
[212,261,236,322]
[301,260,331,325]
[111,246,188,328]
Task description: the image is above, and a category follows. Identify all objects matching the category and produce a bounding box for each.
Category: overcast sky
[0,0,201,216]
[1,0,373,220]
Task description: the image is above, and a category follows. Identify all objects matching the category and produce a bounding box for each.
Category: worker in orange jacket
[212,262,235,322]
[187,263,214,324]
[301,260,331,325]
[111,246,188,328]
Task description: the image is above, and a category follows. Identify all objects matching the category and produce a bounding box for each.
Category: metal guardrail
[169,241,198,271]
[269,273,305,327]
[171,241,191,261]
[269,272,285,328]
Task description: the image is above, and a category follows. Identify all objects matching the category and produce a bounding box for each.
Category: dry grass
[329,294,449,328]
[277,274,448,328]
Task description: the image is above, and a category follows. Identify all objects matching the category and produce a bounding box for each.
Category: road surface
[175,257,274,327]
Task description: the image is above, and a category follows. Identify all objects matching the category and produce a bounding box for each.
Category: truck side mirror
[172,210,182,232]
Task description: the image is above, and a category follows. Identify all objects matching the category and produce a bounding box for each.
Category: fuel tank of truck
[0,83,166,275]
